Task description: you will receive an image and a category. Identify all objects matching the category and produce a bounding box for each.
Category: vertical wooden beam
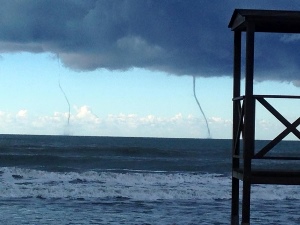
[242,22,255,225]
[233,31,242,156]
[231,30,241,225]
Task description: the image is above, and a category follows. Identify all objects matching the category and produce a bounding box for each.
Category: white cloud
[0,106,236,138]
[74,105,100,123]
[210,116,232,126]
[16,109,27,118]
[258,119,272,130]
[211,116,222,122]
[0,111,13,125]
[256,118,291,140]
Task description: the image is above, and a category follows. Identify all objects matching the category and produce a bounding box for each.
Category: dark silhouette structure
[228,9,300,225]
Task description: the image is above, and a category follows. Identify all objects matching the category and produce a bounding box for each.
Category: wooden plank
[233,102,244,156]
[229,9,300,33]
[235,95,300,100]
[231,33,242,225]
[242,23,255,225]
[232,31,242,158]
[233,169,300,185]
[231,178,240,225]
[252,176,300,185]
[255,95,300,99]
[231,30,241,225]
[255,156,300,160]
[233,96,245,101]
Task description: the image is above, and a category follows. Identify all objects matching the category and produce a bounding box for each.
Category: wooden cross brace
[255,98,300,158]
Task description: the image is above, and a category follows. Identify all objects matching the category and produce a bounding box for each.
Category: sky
[1,1,300,139]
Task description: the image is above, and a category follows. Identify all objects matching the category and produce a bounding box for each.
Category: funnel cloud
[57,54,71,129]
[58,81,71,126]
[193,76,211,138]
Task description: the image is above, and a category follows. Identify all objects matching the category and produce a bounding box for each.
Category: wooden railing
[233,95,300,161]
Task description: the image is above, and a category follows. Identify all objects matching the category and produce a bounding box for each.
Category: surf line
[57,54,71,126]
[193,76,211,139]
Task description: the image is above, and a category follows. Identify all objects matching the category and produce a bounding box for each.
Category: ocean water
[0,135,299,224]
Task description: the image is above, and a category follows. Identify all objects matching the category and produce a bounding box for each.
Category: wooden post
[231,30,241,225]
[242,22,255,225]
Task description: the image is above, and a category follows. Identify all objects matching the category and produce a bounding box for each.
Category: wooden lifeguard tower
[229,9,300,224]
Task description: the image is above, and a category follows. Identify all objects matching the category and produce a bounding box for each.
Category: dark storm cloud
[1,0,300,81]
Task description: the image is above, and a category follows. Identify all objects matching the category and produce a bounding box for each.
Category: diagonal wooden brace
[255,117,300,158]
[257,98,300,139]
[234,102,244,155]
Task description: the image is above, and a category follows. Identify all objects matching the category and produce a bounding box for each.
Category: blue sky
[1,1,300,139]
[0,52,234,138]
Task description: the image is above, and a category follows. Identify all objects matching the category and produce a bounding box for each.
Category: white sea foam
[0,167,299,201]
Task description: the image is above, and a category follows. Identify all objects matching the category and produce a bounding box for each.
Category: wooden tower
[228,9,300,225]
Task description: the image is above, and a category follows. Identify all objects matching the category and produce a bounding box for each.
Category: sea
[0,134,299,224]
